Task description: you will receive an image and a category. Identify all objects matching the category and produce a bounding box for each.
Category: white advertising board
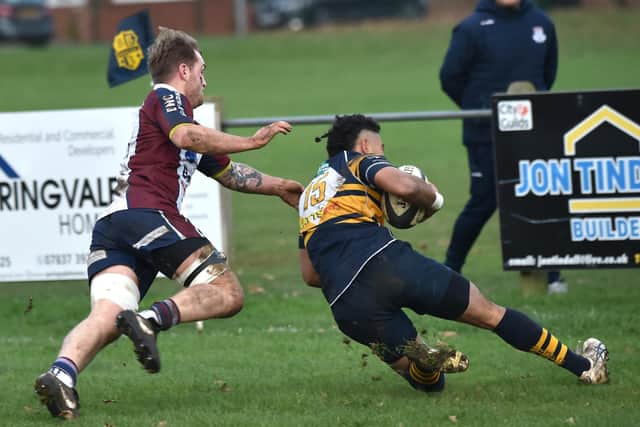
[0,103,227,282]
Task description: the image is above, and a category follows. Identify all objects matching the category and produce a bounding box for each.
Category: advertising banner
[493,89,640,270]
[0,104,227,282]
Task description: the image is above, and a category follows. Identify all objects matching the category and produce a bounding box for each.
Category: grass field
[2,6,640,426]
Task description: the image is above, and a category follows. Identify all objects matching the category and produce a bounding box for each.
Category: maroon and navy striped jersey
[102,83,231,219]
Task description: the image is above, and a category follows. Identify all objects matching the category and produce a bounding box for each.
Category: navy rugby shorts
[330,240,470,363]
[86,208,215,297]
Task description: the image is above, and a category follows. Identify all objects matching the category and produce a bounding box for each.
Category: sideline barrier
[221,109,491,129]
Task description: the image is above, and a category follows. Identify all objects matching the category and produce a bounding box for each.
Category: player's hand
[421,183,444,222]
[277,178,304,209]
[250,121,292,149]
[427,182,440,196]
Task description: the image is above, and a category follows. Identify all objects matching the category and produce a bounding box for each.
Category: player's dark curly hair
[316,114,381,157]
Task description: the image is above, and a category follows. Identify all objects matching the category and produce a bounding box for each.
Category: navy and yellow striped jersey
[298,151,396,306]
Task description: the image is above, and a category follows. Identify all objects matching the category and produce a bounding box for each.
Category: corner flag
[107,10,154,87]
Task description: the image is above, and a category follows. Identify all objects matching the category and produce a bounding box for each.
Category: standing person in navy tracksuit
[439,0,567,294]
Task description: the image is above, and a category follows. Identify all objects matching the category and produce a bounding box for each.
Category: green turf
[2,6,640,426]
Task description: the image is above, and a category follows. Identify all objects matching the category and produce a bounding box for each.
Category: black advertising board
[492,89,640,270]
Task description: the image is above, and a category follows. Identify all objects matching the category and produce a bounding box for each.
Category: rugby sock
[404,361,445,392]
[140,299,181,331]
[49,357,78,388]
[493,308,590,376]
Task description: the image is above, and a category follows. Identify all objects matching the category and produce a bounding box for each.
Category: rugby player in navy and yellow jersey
[34,27,303,419]
[298,114,609,394]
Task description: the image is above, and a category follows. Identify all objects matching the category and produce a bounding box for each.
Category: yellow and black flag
[107,10,154,87]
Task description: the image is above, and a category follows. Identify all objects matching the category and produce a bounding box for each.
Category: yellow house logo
[112,30,144,71]
[563,105,640,214]
[564,105,640,156]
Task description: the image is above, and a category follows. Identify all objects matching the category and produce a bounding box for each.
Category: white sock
[49,367,75,388]
[138,309,160,324]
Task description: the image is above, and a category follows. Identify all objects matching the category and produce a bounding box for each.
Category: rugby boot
[577,337,609,384]
[402,340,469,374]
[34,372,80,419]
[116,310,161,373]
[441,349,470,373]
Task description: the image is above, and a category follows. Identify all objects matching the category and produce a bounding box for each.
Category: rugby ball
[382,165,428,229]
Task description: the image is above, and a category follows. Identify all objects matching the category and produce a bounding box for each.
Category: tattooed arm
[215,162,304,209]
[170,121,292,155]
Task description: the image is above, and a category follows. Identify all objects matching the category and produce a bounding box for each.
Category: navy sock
[50,357,78,388]
[494,308,590,376]
[494,308,542,351]
[150,299,181,331]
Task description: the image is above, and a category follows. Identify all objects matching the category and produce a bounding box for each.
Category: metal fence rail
[221,109,492,129]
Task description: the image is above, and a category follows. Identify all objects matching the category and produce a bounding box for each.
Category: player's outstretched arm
[215,162,303,209]
[171,121,292,155]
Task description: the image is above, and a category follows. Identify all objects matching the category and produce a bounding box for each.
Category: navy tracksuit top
[439,0,558,146]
